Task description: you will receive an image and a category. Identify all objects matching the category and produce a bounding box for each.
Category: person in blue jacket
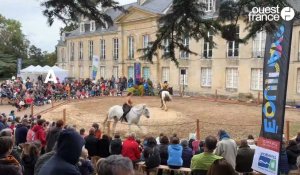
[167,136,183,175]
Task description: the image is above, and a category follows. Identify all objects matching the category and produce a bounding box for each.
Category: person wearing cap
[38,128,85,175]
[15,118,29,146]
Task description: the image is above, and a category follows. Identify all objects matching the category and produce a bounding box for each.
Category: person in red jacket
[122,132,141,164]
[32,119,47,153]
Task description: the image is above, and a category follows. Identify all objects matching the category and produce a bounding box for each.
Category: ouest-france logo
[249,6,295,21]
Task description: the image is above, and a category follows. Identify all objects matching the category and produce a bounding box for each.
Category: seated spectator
[143,137,160,170]
[9,110,16,121]
[0,136,22,175]
[96,155,134,175]
[215,130,237,168]
[22,142,41,175]
[98,135,110,158]
[191,135,222,173]
[156,133,164,145]
[286,140,300,170]
[78,148,94,175]
[80,128,86,138]
[297,156,300,173]
[92,123,102,139]
[110,133,122,155]
[15,118,29,146]
[167,136,183,172]
[159,136,169,165]
[246,135,256,150]
[279,139,290,175]
[181,139,193,168]
[46,119,64,153]
[296,132,300,145]
[235,140,255,173]
[122,133,141,164]
[0,114,7,131]
[38,128,85,175]
[34,145,56,175]
[207,158,237,175]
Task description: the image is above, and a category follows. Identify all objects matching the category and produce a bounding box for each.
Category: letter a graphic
[44,69,58,84]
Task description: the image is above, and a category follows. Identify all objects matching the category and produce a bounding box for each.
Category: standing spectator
[45,120,64,153]
[296,132,300,145]
[279,140,290,174]
[110,134,122,155]
[215,130,237,168]
[85,128,100,165]
[122,133,141,164]
[235,140,255,173]
[297,156,300,173]
[27,122,36,142]
[32,119,47,152]
[191,136,222,173]
[167,136,183,172]
[22,142,41,175]
[78,148,94,175]
[92,123,102,139]
[143,137,160,170]
[287,140,300,170]
[96,155,134,175]
[38,128,85,175]
[246,135,256,150]
[181,139,193,168]
[207,158,237,175]
[34,149,56,175]
[0,114,7,131]
[0,136,22,175]
[98,135,110,158]
[9,110,16,121]
[15,118,29,146]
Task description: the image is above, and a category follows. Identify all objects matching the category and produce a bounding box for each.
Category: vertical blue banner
[134,63,141,84]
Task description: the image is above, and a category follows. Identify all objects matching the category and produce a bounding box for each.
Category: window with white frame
[253,31,266,58]
[100,39,106,59]
[128,66,134,79]
[251,68,263,90]
[79,66,84,78]
[297,68,300,93]
[163,39,170,56]
[179,68,188,85]
[128,36,134,59]
[143,67,150,80]
[162,67,170,82]
[180,36,189,59]
[88,40,94,60]
[227,27,239,58]
[100,66,106,79]
[79,41,83,60]
[80,22,85,33]
[70,42,75,61]
[203,31,213,58]
[226,68,238,89]
[113,38,119,60]
[143,35,149,48]
[201,67,212,87]
[113,66,119,78]
[90,21,96,32]
[204,0,214,12]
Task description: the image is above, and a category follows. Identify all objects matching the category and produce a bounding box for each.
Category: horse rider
[159,81,169,96]
[121,92,133,122]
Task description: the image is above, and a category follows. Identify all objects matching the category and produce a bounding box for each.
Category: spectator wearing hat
[38,128,85,175]
[15,118,29,146]
[181,139,193,168]
[215,130,237,168]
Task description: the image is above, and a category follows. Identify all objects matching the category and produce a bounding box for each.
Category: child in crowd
[78,148,94,175]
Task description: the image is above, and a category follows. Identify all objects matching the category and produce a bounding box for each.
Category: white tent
[20,65,69,83]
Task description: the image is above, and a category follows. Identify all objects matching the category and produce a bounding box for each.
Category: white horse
[103,104,150,134]
[160,91,172,111]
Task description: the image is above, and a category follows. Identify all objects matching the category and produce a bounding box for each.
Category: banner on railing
[134,62,141,84]
[91,55,99,80]
[252,20,293,175]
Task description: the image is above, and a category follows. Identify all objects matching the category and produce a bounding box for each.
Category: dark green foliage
[41,0,124,28]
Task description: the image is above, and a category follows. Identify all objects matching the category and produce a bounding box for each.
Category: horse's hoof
[165,108,168,111]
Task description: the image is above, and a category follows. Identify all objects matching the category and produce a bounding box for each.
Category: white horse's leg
[128,124,132,134]
[163,98,167,111]
[112,120,118,135]
[102,113,109,132]
[136,124,146,134]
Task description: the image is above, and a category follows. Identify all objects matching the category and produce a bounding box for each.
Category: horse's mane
[132,104,146,113]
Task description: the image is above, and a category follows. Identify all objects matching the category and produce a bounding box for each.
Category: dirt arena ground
[34,96,300,140]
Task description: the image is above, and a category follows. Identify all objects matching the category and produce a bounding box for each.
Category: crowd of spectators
[1,110,300,175]
[0,75,157,112]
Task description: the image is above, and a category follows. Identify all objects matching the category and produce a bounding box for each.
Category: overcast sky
[0,0,136,53]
